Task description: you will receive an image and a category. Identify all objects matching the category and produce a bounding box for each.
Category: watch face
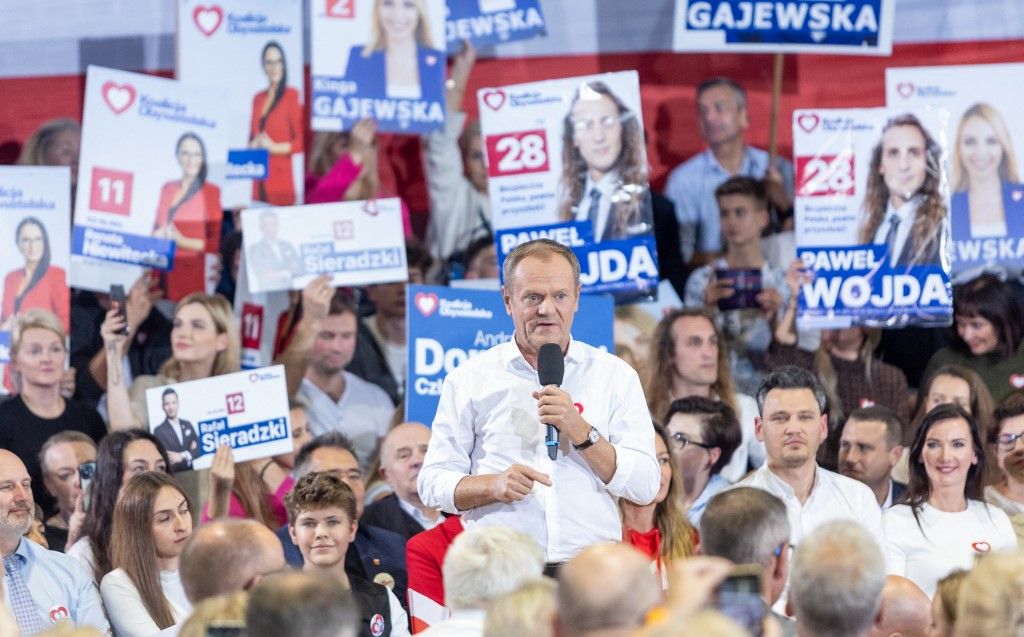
[588,428,600,443]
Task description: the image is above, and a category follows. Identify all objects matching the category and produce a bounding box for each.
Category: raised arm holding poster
[311,0,447,134]
[239,198,408,293]
[72,66,231,300]
[886,63,1024,279]
[478,71,659,303]
[793,107,952,329]
[178,0,306,208]
[145,364,292,472]
[444,0,546,53]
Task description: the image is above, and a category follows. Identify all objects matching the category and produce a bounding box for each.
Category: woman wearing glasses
[984,393,1024,543]
[882,403,1017,597]
[661,396,742,526]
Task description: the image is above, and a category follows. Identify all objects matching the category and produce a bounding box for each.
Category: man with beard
[0,449,108,633]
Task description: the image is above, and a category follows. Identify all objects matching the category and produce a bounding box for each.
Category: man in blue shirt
[665,77,795,266]
[0,449,109,635]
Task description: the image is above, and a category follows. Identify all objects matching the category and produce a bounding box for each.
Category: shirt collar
[705,146,758,176]
[501,337,584,371]
[757,463,821,500]
[583,170,620,196]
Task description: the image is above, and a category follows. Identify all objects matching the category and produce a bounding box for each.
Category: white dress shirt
[298,373,393,471]
[418,339,660,562]
[872,196,918,265]
[573,171,620,242]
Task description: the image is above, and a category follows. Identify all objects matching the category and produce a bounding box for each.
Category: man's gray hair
[790,521,885,637]
[697,76,748,112]
[755,365,828,416]
[443,525,545,610]
[700,488,790,566]
[501,239,580,289]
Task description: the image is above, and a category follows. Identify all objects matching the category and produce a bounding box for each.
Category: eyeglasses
[996,432,1024,451]
[669,432,714,450]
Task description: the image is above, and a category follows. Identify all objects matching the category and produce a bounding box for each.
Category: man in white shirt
[838,406,906,509]
[280,279,393,470]
[738,366,884,550]
[418,239,660,564]
[363,422,442,540]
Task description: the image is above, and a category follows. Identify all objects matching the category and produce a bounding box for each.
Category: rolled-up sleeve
[418,374,474,514]
[602,368,660,505]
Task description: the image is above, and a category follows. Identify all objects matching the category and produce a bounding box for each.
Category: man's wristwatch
[573,426,600,451]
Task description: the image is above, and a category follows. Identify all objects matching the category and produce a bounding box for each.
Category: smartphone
[78,461,97,512]
[714,268,763,311]
[206,623,245,637]
[110,284,129,335]
[715,564,765,637]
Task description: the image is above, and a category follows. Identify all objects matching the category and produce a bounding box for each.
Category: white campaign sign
[240,197,408,293]
[234,251,292,370]
[145,364,292,471]
[177,0,306,208]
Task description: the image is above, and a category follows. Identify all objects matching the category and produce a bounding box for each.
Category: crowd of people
[5,35,1024,637]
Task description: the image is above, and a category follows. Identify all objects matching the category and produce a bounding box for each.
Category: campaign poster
[177,0,306,209]
[145,364,292,472]
[478,71,659,304]
[792,107,952,328]
[672,0,895,55]
[72,66,231,301]
[239,198,408,293]
[234,252,292,370]
[886,63,1024,277]
[445,0,546,53]
[0,167,71,370]
[310,0,447,134]
[406,284,615,425]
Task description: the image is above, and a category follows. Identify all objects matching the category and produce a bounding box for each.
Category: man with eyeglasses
[558,81,653,243]
[984,392,1024,542]
[662,396,741,525]
[700,487,795,637]
[737,366,883,613]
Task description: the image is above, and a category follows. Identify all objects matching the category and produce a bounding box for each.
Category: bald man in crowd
[179,518,286,603]
[555,544,662,637]
[247,571,360,637]
[867,576,932,637]
[363,423,441,540]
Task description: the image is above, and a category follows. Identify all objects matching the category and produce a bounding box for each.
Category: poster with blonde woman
[311,0,447,134]
[887,63,1024,277]
[177,0,305,207]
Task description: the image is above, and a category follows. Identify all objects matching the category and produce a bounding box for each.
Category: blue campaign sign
[445,0,546,53]
[72,225,176,271]
[405,284,615,425]
[796,245,952,328]
[495,221,659,304]
[226,149,269,180]
[672,0,894,55]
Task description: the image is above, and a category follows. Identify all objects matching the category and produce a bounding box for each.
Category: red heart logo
[896,82,914,99]
[972,541,991,553]
[48,606,69,622]
[414,292,439,317]
[101,82,136,115]
[482,89,506,111]
[193,5,224,36]
[361,200,379,216]
[574,402,584,414]
[796,113,819,133]
[1011,374,1024,389]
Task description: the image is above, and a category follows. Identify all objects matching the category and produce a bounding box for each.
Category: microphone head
[537,343,564,387]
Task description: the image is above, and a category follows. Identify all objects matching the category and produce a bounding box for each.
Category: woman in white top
[882,403,1017,597]
[101,471,194,637]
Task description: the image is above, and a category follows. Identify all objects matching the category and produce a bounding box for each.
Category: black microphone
[537,343,565,461]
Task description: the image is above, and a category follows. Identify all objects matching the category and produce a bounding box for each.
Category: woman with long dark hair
[101,472,194,636]
[66,429,170,584]
[882,403,1016,597]
[1,216,69,333]
[153,132,223,300]
[250,41,303,205]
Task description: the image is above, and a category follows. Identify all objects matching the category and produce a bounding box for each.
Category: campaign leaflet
[0,167,71,373]
[145,364,291,472]
[792,107,952,329]
[239,198,408,293]
[177,0,306,208]
[672,0,895,55]
[406,284,615,425]
[478,71,659,304]
[310,0,447,134]
[445,0,546,53]
[234,252,292,370]
[72,66,231,301]
[886,63,1024,278]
